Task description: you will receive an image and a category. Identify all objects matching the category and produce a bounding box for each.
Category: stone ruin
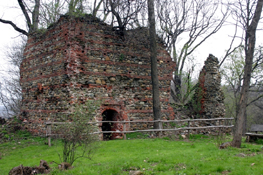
[187,54,228,135]
[192,54,225,118]
[20,15,175,139]
[19,15,227,139]
[168,54,227,136]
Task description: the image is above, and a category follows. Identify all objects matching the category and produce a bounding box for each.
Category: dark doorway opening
[102,110,117,140]
[101,109,122,140]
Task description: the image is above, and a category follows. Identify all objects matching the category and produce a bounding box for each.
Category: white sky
[0,0,25,75]
[0,1,262,80]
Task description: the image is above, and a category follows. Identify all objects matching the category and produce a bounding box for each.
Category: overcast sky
[0,1,262,80]
[0,0,25,74]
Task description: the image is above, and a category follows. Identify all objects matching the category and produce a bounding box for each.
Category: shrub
[55,100,100,165]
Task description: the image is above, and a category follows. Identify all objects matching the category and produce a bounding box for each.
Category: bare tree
[103,0,146,35]
[232,0,263,148]
[221,47,246,117]
[156,0,229,103]
[0,0,106,34]
[0,38,26,118]
[0,0,40,35]
[39,0,66,28]
[222,46,263,133]
[147,0,161,130]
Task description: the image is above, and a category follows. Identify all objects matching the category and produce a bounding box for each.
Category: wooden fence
[45,118,234,146]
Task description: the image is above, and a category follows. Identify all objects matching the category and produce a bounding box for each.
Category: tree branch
[17,0,32,30]
[0,18,28,36]
[219,20,242,67]
[247,94,263,106]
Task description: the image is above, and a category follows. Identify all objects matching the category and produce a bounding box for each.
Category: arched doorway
[101,109,123,140]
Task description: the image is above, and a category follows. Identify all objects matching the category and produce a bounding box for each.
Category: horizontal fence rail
[92,125,234,134]
[45,118,234,146]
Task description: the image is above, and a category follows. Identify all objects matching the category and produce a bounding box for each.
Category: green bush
[55,100,100,165]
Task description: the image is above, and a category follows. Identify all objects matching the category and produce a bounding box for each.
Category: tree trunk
[232,57,252,147]
[232,0,263,148]
[31,0,40,32]
[243,111,247,135]
[171,67,181,103]
[109,0,126,36]
[148,0,161,130]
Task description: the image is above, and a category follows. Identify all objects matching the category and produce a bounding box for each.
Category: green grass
[1,135,263,175]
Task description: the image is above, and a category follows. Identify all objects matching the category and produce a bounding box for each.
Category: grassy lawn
[1,134,263,175]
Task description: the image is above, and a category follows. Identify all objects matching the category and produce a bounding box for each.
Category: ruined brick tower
[20,15,175,138]
[192,54,225,118]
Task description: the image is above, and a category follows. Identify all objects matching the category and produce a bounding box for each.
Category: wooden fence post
[218,119,221,137]
[173,121,177,137]
[46,122,52,147]
[187,120,190,139]
[159,120,162,137]
[123,121,126,140]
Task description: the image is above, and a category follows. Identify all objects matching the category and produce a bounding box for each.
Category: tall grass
[1,135,263,174]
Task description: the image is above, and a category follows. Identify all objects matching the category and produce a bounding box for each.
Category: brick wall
[193,54,225,118]
[20,15,175,136]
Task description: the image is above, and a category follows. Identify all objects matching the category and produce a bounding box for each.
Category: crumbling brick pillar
[193,54,225,118]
